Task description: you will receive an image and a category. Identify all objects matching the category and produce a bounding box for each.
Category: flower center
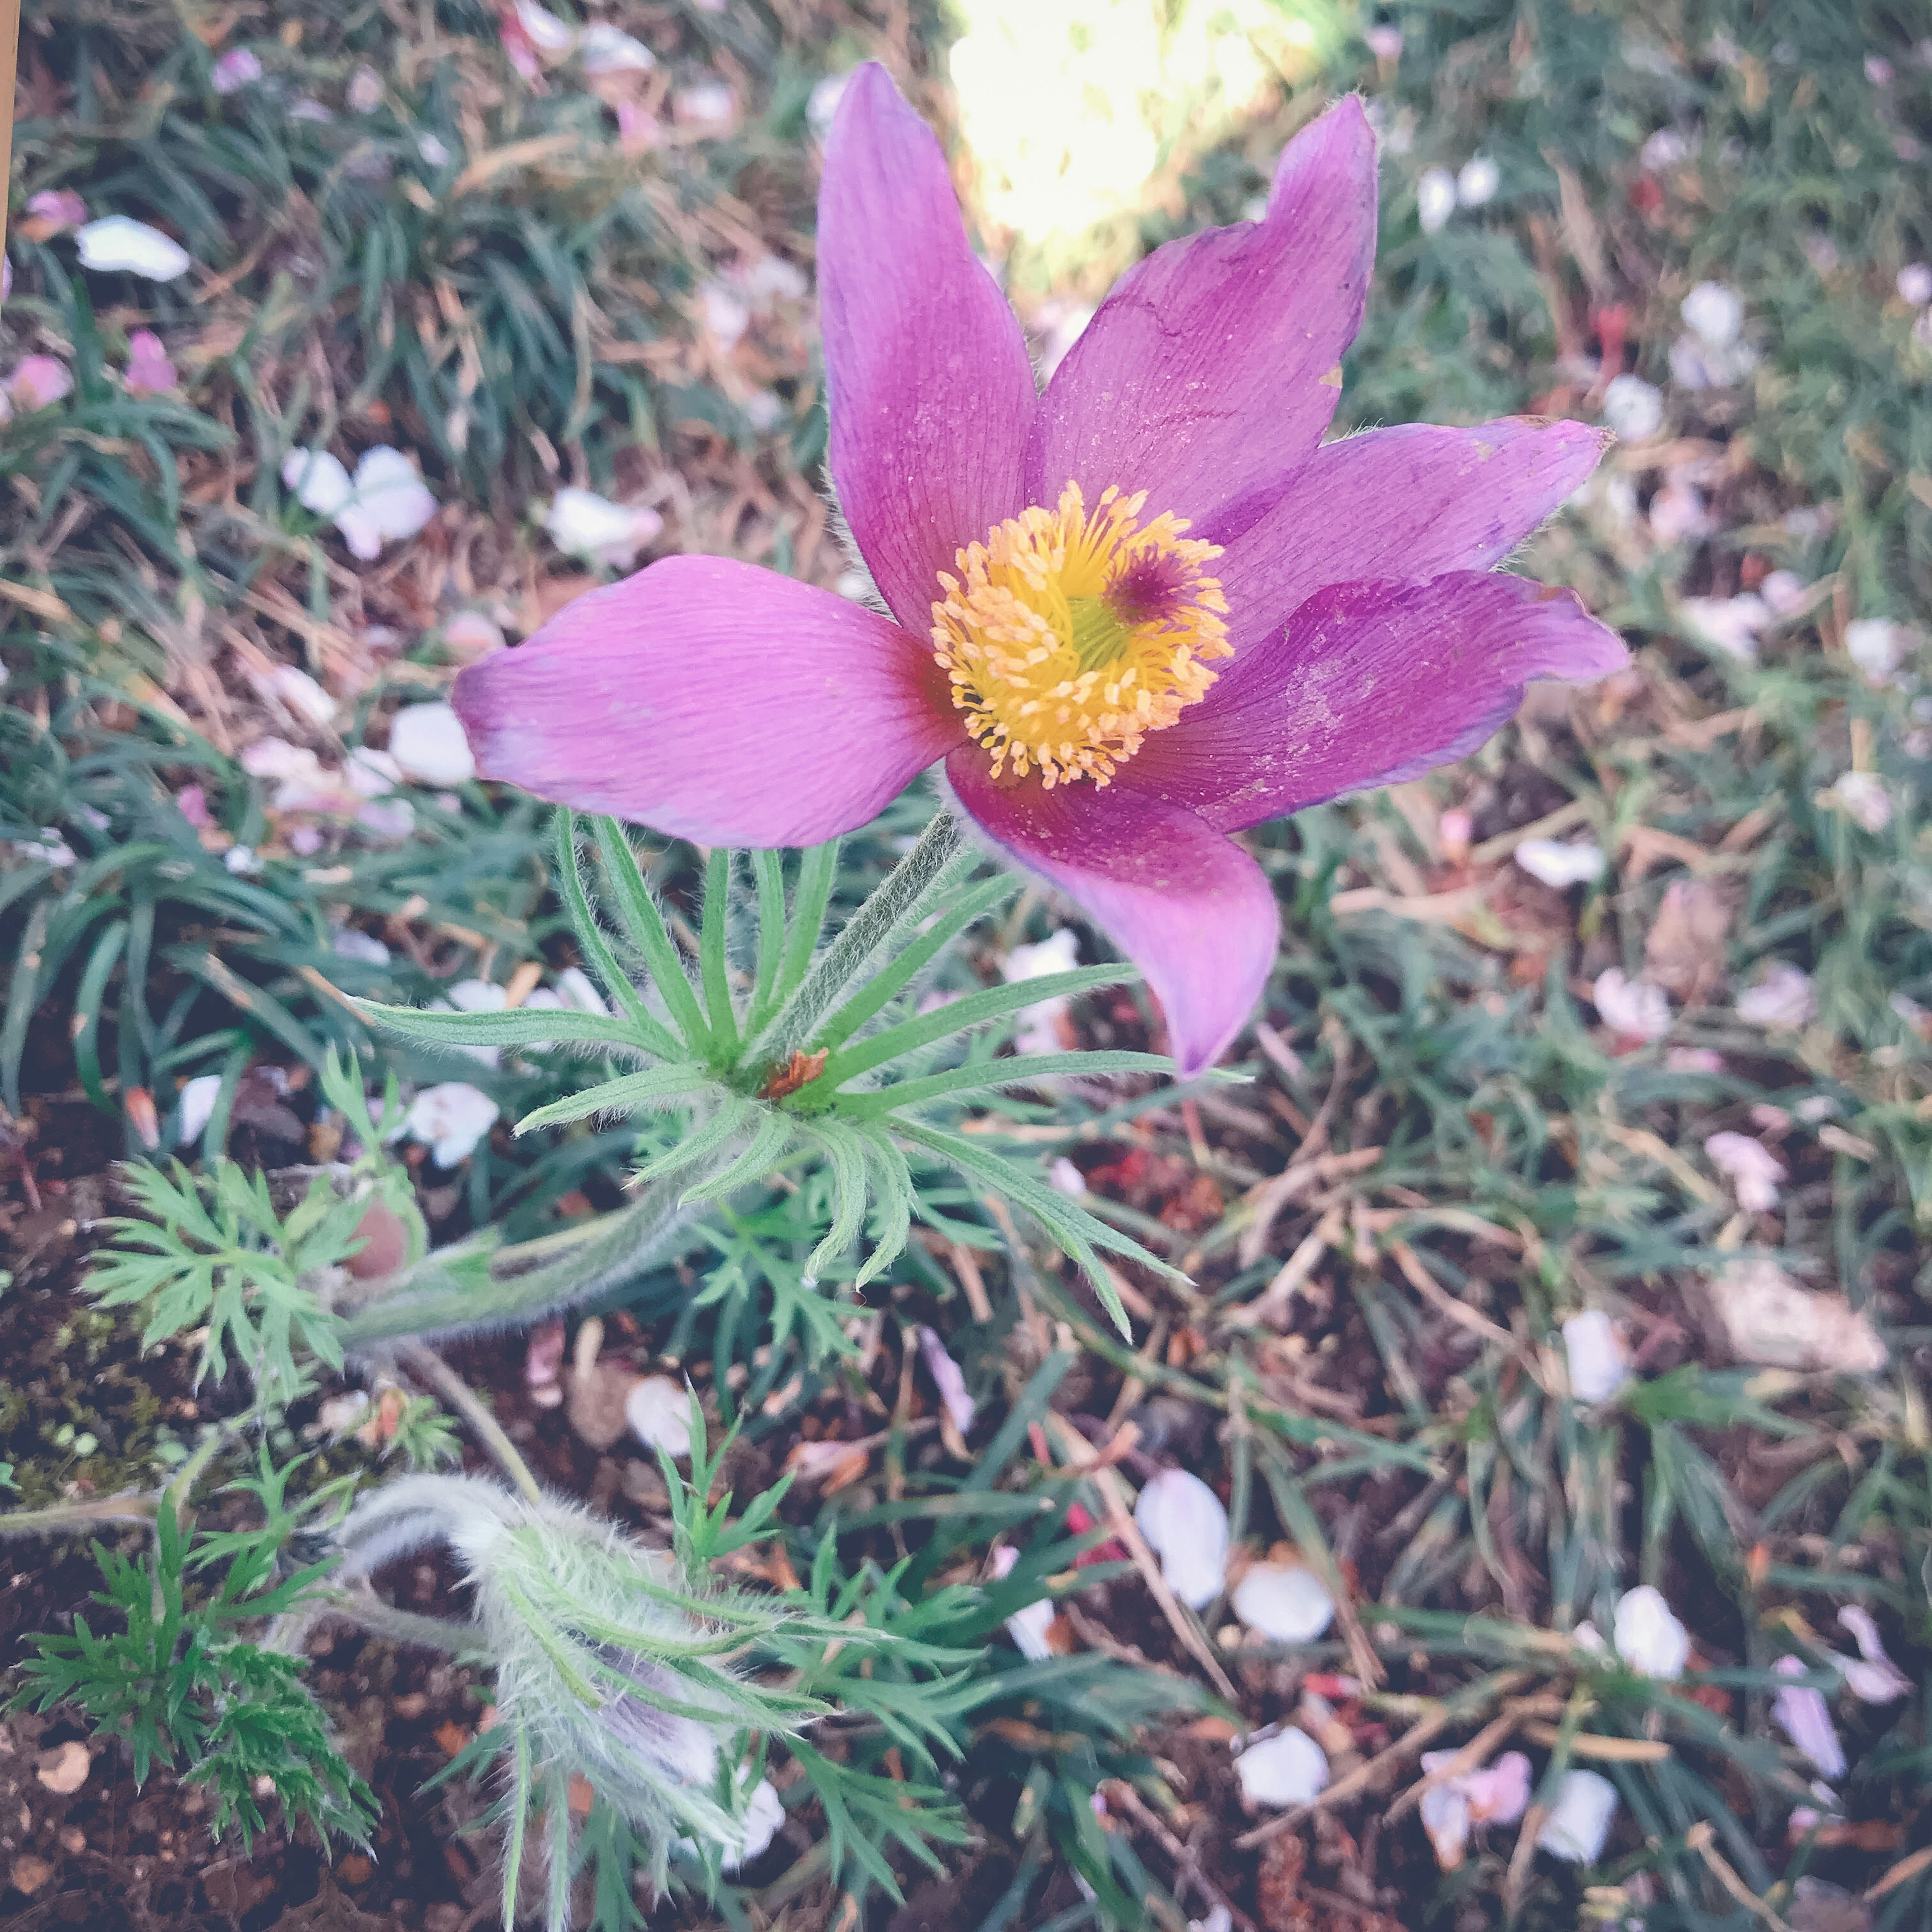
[930,482,1230,788]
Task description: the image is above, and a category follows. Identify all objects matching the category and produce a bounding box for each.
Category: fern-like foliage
[86,1158,370,1392]
[11,1504,374,1849]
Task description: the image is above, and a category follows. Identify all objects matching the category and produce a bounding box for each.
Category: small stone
[35,1741,89,1795]
[9,1854,54,1895]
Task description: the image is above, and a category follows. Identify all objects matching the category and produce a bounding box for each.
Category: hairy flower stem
[750,809,964,1064]
[0,1494,159,1536]
[318,1586,491,1659]
[338,1179,701,1348]
[396,1340,542,1505]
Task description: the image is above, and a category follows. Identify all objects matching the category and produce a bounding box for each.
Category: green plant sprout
[342,809,1184,1344]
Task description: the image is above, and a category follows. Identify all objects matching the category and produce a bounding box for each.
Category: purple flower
[452,67,1624,1074]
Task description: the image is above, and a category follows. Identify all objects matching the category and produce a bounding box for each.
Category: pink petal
[1124,573,1628,833]
[947,755,1279,1074]
[1024,96,1377,536]
[453,555,960,846]
[819,64,1037,631]
[1212,418,1609,656]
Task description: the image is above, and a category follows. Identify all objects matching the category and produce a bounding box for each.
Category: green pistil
[1068,595,1131,675]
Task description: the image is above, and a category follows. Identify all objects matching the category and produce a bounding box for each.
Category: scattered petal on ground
[1834,1608,1911,1705]
[917,1325,977,1435]
[75,215,193,280]
[1773,1657,1846,1778]
[1134,1468,1230,1611]
[1594,968,1671,1041]
[1514,839,1605,888]
[1563,1309,1631,1403]
[625,1375,693,1457]
[404,1082,499,1166]
[177,1074,223,1145]
[1737,962,1817,1028]
[1615,1585,1691,1678]
[1705,1261,1887,1374]
[1235,1728,1329,1807]
[1231,1562,1336,1643]
[544,486,664,568]
[1538,1769,1619,1862]
[1705,1131,1787,1212]
[1417,167,1456,233]
[389,701,476,784]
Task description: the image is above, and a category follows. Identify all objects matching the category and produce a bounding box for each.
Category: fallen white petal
[389,701,475,785]
[990,1544,1055,1660]
[1737,962,1817,1028]
[1563,1309,1631,1404]
[1234,1728,1329,1808]
[1602,374,1663,442]
[1705,1131,1787,1213]
[1418,1779,1473,1870]
[1682,280,1744,349]
[406,1082,499,1166]
[1706,1260,1886,1374]
[282,447,355,518]
[917,1326,977,1435]
[1231,1563,1335,1644]
[1614,1584,1691,1679]
[580,22,655,72]
[1680,593,1770,662]
[1773,1657,1846,1778]
[1134,1468,1230,1611]
[1834,1607,1911,1704]
[806,71,851,140]
[265,664,338,727]
[1417,167,1456,234]
[348,445,438,545]
[1456,154,1499,207]
[516,0,578,51]
[1822,770,1893,834]
[347,747,401,797]
[75,215,192,281]
[178,1073,223,1145]
[544,486,663,569]
[1049,1157,1086,1197]
[1514,839,1605,889]
[1593,968,1671,1042]
[1844,617,1910,682]
[332,927,391,967]
[625,1375,693,1458]
[1537,1769,1619,1862]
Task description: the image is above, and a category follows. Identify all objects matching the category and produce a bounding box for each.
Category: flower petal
[1125,573,1628,833]
[1024,95,1376,532]
[819,64,1037,630]
[948,755,1278,1074]
[1212,418,1609,655]
[453,556,959,846]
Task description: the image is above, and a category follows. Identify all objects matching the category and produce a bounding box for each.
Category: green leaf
[592,818,712,1052]
[698,847,738,1060]
[555,810,685,1059]
[353,999,644,1052]
[835,1050,1172,1119]
[774,838,840,1007]
[816,963,1136,1088]
[811,868,1019,1055]
[513,1064,711,1135]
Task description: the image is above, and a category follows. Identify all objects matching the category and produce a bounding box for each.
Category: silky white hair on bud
[338,1474,820,1928]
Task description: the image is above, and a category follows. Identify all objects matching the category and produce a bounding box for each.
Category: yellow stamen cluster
[930,481,1230,788]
